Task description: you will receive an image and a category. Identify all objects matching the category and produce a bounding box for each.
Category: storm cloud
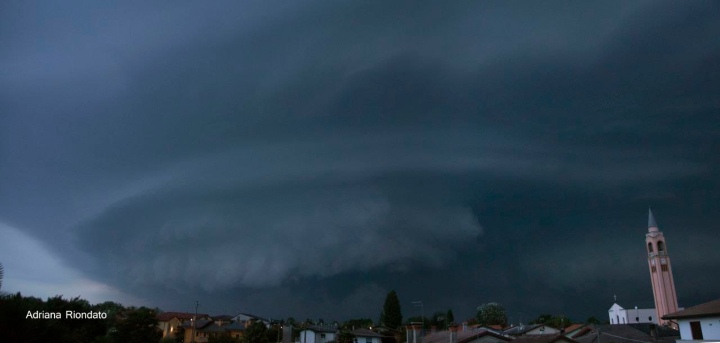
[2,0,719,321]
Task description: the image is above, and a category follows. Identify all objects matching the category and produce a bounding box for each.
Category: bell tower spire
[648,208,658,229]
[645,209,679,328]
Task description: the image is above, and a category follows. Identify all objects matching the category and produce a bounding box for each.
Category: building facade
[608,303,657,325]
[663,299,720,343]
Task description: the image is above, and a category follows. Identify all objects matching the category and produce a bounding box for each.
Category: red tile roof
[512,333,579,343]
[663,298,720,319]
[563,324,585,334]
[422,329,511,343]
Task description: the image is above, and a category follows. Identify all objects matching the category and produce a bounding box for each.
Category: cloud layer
[2,0,719,320]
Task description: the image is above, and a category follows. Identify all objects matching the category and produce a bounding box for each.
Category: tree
[336,331,355,343]
[430,311,446,329]
[476,303,508,327]
[0,262,4,291]
[112,307,162,343]
[210,333,241,343]
[380,290,403,329]
[586,316,601,324]
[446,309,455,324]
[243,320,269,343]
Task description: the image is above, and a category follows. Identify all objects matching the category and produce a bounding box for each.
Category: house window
[648,317,652,321]
[648,243,653,253]
[657,241,665,252]
[661,265,668,272]
[690,321,703,340]
[367,338,372,343]
[635,317,639,322]
[651,266,657,273]
[321,334,326,338]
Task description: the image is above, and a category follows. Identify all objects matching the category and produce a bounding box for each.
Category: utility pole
[412,301,424,336]
[191,300,199,343]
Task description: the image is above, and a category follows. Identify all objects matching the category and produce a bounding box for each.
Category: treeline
[0,292,161,343]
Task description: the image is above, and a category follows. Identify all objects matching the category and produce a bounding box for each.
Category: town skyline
[2,0,719,323]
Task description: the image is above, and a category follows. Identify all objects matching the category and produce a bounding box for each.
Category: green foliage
[337,331,355,343]
[267,324,282,343]
[381,290,403,329]
[586,316,601,324]
[475,303,508,327]
[430,311,448,329]
[210,333,241,343]
[243,321,269,343]
[112,307,162,343]
[0,292,119,342]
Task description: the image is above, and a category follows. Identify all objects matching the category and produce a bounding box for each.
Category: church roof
[648,209,658,228]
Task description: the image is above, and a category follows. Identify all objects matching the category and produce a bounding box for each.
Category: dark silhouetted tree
[381,290,402,329]
[476,303,508,327]
[210,333,241,343]
[243,320,269,343]
[112,307,162,343]
[446,309,454,324]
[586,316,601,324]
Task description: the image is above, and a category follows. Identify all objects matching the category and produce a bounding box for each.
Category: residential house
[663,298,720,342]
[511,333,579,343]
[471,325,506,335]
[213,315,235,326]
[299,325,338,343]
[182,319,214,343]
[350,328,385,343]
[561,324,588,338]
[504,324,560,336]
[233,312,272,327]
[573,324,678,343]
[181,320,246,343]
[419,326,512,343]
[157,311,211,339]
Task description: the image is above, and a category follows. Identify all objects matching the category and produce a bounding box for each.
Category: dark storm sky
[2,0,719,322]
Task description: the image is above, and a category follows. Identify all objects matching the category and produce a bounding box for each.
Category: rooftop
[663,298,720,319]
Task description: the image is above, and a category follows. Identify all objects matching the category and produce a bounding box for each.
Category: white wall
[678,317,720,341]
[299,330,336,343]
[609,304,658,325]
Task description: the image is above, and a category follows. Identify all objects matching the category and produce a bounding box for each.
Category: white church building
[608,303,658,325]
